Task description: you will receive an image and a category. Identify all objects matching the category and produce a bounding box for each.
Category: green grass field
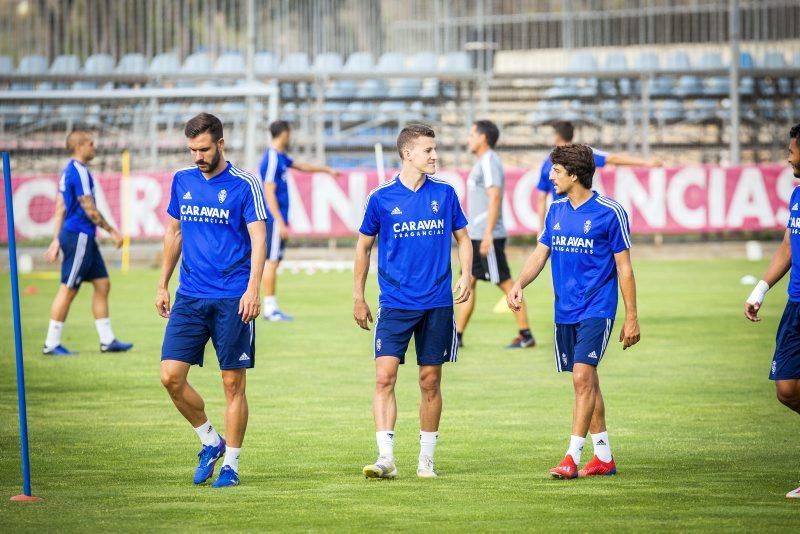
[1,257,798,532]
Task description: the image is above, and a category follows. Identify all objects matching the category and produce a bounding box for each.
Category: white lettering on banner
[311,172,365,232]
[13,178,57,238]
[129,176,164,237]
[512,169,539,232]
[775,167,797,226]
[667,167,706,229]
[708,167,726,228]
[727,167,773,227]
[612,168,666,227]
[287,172,311,233]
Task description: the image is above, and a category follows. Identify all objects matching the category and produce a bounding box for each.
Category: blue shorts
[374,306,457,366]
[59,229,108,289]
[553,318,614,372]
[266,219,287,262]
[161,293,255,370]
[771,301,800,380]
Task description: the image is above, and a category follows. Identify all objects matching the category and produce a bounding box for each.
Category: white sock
[262,296,278,315]
[95,318,115,345]
[376,430,395,459]
[566,435,585,464]
[591,431,612,462]
[193,420,221,447]
[45,320,64,349]
[419,431,438,459]
[223,447,241,472]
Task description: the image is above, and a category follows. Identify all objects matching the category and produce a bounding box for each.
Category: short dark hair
[397,124,435,159]
[551,144,595,189]
[270,120,291,138]
[552,120,575,142]
[791,123,800,140]
[473,119,499,148]
[65,129,91,152]
[184,113,223,142]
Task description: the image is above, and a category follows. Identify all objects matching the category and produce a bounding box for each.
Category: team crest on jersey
[218,189,227,203]
[583,219,592,234]
[431,200,439,213]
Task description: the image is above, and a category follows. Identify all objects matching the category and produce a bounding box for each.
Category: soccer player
[508,143,640,479]
[258,120,339,321]
[156,113,267,488]
[42,130,132,355]
[456,120,536,349]
[744,123,800,499]
[353,124,472,479]
[536,120,661,231]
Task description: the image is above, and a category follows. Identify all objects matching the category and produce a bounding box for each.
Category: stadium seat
[214,52,245,74]
[439,51,472,72]
[698,52,728,96]
[17,54,48,74]
[279,52,310,73]
[599,100,624,123]
[115,53,147,74]
[373,52,407,98]
[253,51,276,75]
[686,99,719,122]
[0,55,14,75]
[761,51,792,96]
[672,52,701,97]
[148,53,181,75]
[389,52,436,98]
[633,52,673,98]
[527,100,564,125]
[48,55,81,89]
[84,54,115,74]
[312,52,343,73]
[328,52,374,98]
[739,52,755,96]
[182,52,212,74]
[600,53,630,97]
[658,100,685,123]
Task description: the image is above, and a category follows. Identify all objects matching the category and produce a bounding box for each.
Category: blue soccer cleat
[193,437,226,484]
[42,344,77,356]
[100,339,134,353]
[264,309,293,322]
[211,465,240,488]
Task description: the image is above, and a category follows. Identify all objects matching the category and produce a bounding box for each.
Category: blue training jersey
[359,176,468,310]
[167,162,268,299]
[537,148,608,200]
[539,191,631,323]
[60,159,97,235]
[258,148,294,223]
[787,187,800,300]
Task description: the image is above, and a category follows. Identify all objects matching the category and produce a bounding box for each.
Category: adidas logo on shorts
[391,207,402,215]
[587,350,598,359]
[239,353,250,361]
[183,191,193,200]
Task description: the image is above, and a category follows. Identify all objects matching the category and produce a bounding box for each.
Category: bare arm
[479,186,502,257]
[238,220,267,322]
[536,190,548,234]
[78,195,122,247]
[453,227,473,304]
[291,160,339,176]
[615,249,641,349]
[45,194,66,262]
[745,229,791,321]
[606,153,662,168]
[263,181,287,237]
[507,243,551,311]
[353,233,376,330]
[155,217,182,318]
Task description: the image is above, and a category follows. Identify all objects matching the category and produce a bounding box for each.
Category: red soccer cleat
[578,455,617,477]
[549,455,578,479]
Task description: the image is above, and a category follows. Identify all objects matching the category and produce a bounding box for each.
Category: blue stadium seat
[176,52,212,87]
[376,52,405,72]
[599,100,623,123]
[84,54,115,74]
[600,53,630,97]
[279,52,310,73]
[115,53,146,74]
[658,100,685,123]
[390,52,437,98]
[698,52,728,96]
[686,99,719,122]
[762,51,792,96]
[0,55,13,75]
[739,52,755,96]
[214,52,245,74]
[633,52,673,98]
[312,53,343,73]
[439,51,472,72]
[253,51,276,75]
[50,54,80,74]
[327,52,374,98]
[673,52,701,97]
[17,54,48,74]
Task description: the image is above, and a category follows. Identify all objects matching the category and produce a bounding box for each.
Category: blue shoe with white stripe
[211,465,240,488]
[194,437,226,484]
[42,344,77,356]
[100,339,134,353]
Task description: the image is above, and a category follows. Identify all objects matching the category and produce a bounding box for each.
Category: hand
[744,301,761,322]
[277,221,289,240]
[155,287,171,318]
[479,236,492,257]
[110,229,124,248]
[354,298,373,330]
[453,274,472,304]
[619,316,641,350]
[238,286,260,323]
[507,283,524,312]
[45,238,60,263]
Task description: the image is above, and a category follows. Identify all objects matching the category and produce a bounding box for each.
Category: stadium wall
[0,164,794,242]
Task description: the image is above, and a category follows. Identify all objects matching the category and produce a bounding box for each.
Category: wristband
[746,280,769,305]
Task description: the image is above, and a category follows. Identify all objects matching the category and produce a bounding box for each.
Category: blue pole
[3,151,36,500]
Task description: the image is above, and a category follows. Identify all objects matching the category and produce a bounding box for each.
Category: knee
[222,373,246,397]
[572,371,595,395]
[94,280,110,296]
[160,370,185,393]
[776,383,800,409]
[419,375,441,397]
[375,371,397,393]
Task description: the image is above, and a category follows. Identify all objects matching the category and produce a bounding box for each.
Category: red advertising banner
[0,164,795,242]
